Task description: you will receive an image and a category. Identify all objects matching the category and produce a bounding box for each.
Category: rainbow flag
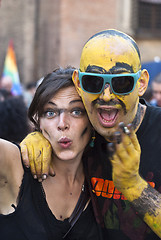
[1,41,22,95]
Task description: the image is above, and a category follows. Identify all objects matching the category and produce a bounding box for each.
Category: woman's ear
[72,70,82,96]
[138,69,149,97]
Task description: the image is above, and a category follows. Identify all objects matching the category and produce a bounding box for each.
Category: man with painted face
[21,30,161,239]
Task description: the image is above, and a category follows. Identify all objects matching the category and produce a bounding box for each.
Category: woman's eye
[71,108,84,116]
[45,111,57,118]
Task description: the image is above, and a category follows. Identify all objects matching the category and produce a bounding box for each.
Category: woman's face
[40,86,92,162]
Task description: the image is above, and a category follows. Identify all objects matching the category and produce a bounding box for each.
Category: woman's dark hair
[28,66,75,130]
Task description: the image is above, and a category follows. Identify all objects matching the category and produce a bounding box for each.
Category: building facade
[0,0,161,84]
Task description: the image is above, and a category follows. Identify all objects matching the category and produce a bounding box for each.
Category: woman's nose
[57,112,69,131]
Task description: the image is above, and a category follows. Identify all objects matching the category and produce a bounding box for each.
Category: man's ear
[138,69,149,97]
[72,70,82,96]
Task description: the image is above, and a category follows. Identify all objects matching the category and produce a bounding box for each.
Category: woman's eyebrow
[47,99,82,106]
[69,99,82,105]
[47,101,57,106]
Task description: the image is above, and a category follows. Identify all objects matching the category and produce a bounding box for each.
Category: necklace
[70,183,85,196]
[82,184,85,192]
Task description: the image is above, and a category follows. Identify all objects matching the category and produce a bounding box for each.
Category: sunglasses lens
[112,76,134,94]
[82,75,104,93]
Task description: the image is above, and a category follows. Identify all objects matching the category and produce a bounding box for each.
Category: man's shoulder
[147,103,161,119]
[137,98,161,141]
[140,98,161,118]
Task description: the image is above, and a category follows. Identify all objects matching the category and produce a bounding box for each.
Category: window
[133,0,161,38]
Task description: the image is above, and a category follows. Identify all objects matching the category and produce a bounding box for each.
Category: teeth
[102,119,113,123]
[99,108,118,122]
[100,109,111,113]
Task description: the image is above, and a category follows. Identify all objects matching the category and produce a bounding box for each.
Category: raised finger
[33,148,43,180]
[41,147,52,179]
[128,130,140,152]
[119,123,140,152]
[20,143,30,168]
[28,146,37,178]
[115,141,130,162]
[119,130,140,157]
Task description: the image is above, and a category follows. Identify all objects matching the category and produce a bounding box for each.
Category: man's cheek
[117,95,133,111]
[83,103,91,116]
[82,94,98,109]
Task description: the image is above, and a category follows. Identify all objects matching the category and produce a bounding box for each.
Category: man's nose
[57,112,69,131]
[99,83,115,101]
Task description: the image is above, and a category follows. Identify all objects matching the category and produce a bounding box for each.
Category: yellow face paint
[76,30,143,140]
[80,34,141,73]
[78,84,140,140]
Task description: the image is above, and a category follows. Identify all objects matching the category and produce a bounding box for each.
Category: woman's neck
[42,155,85,221]
[51,155,84,187]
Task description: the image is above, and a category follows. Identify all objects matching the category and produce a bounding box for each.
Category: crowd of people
[0,73,38,142]
[0,29,161,240]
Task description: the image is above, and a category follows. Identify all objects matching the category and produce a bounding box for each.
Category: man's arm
[108,125,161,237]
[20,131,53,181]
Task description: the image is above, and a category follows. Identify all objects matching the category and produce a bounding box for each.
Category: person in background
[22,82,37,108]
[151,72,161,107]
[0,88,12,101]
[141,86,153,103]
[0,88,30,143]
[21,29,161,239]
[26,82,37,97]
[0,75,13,94]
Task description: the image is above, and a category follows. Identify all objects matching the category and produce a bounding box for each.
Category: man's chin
[94,125,115,142]
[102,133,115,142]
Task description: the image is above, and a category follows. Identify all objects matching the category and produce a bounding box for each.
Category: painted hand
[20,132,53,181]
[108,123,161,237]
[108,123,146,198]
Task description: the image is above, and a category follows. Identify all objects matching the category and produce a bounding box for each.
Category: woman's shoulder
[0,139,24,214]
[0,139,23,175]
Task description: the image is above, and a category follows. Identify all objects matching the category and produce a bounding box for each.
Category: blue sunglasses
[78,70,141,95]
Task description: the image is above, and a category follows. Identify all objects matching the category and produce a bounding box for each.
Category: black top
[0,170,47,240]
[86,99,161,240]
[0,166,105,240]
[3,99,160,240]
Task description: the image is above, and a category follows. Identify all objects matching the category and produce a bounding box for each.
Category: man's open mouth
[98,108,118,127]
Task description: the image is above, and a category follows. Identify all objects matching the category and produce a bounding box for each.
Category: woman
[0,67,104,239]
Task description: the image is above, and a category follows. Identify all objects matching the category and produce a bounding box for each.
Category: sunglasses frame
[78,70,142,95]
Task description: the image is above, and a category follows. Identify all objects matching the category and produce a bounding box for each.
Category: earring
[90,131,96,148]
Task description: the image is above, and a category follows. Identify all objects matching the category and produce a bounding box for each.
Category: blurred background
[0,0,161,86]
